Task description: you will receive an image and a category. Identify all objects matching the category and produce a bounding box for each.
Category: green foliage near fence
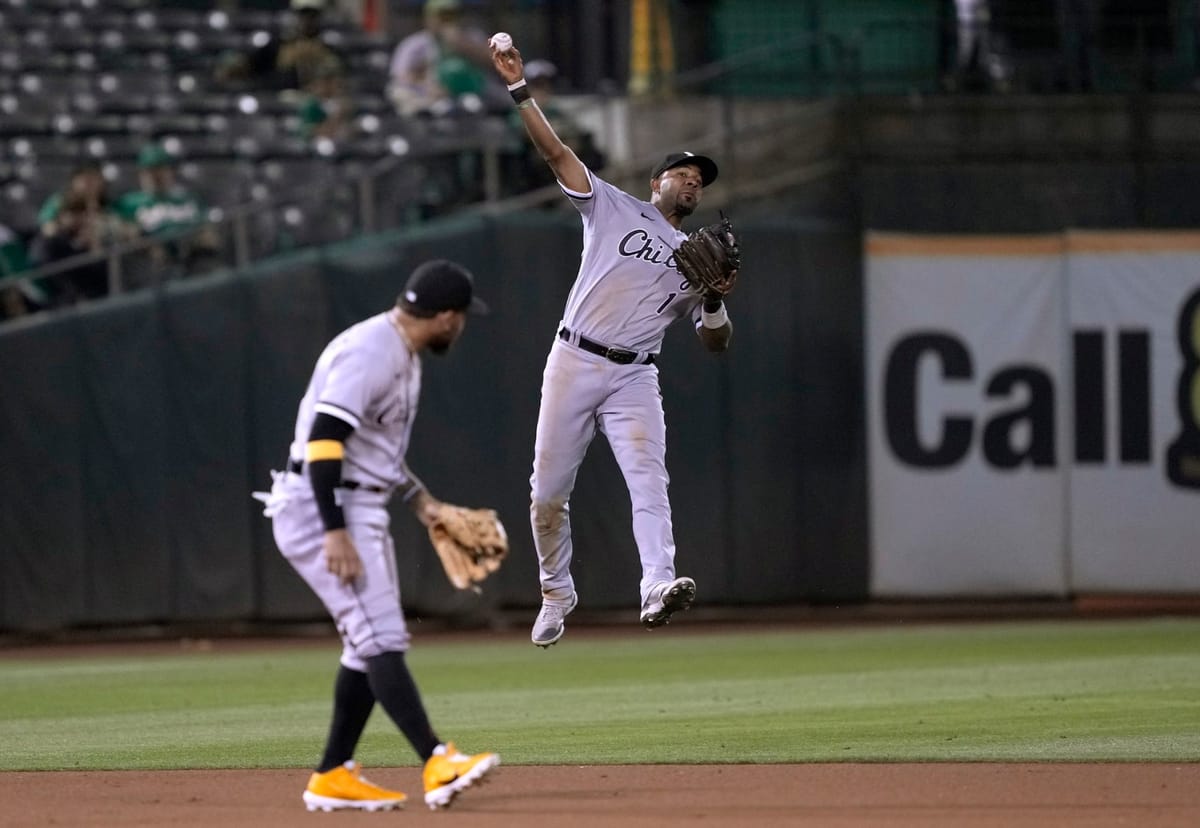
[2,618,1197,770]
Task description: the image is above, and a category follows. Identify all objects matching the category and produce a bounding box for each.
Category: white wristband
[700,302,729,329]
[506,79,527,92]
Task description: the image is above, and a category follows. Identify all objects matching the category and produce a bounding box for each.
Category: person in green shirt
[116,144,221,274]
[296,57,353,143]
[0,221,35,320]
[117,144,205,237]
[0,222,29,278]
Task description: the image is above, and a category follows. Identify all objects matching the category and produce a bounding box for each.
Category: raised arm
[491,38,591,195]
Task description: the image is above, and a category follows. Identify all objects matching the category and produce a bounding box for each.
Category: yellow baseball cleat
[423,742,500,809]
[302,760,407,812]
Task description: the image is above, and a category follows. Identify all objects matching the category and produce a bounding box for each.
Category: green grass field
[1,618,1197,771]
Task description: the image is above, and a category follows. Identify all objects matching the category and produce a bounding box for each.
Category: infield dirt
[6,762,1200,827]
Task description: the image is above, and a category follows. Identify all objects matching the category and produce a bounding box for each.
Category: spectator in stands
[386,0,507,116]
[0,221,29,279]
[216,0,344,91]
[29,162,137,304]
[0,221,36,320]
[296,57,355,143]
[503,60,605,195]
[115,143,221,276]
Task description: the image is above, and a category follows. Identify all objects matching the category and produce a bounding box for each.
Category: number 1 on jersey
[655,293,677,314]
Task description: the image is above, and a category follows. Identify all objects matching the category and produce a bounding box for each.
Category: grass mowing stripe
[1,619,1196,769]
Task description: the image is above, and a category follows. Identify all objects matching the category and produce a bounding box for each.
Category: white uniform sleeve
[315,342,388,430]
[561,168,609,217]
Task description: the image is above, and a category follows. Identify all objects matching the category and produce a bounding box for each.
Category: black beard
[672,199,696,218]
[429,337,452,355]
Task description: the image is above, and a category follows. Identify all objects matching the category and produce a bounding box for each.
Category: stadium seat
[6,135,76,161]
[119,28,173,53]
[94,93,157,117]
[18,71,92,101]
[57,114,129,138]
[256,157,339,198]
[78,133,145,162]
[220,9,277,33]
[132,7,206,33]
[90,12,134,32]
[175,92,240,116]
[145,113,209,138]
[46,27,96,54]
[96,69,176,99]
[0,112,51,139]
[2,178,38,232]
[177,158,257,207]
[163,132,236,161]
[1,46,71,73]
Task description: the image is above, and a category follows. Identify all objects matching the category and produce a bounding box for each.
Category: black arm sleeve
[308,412,355,532]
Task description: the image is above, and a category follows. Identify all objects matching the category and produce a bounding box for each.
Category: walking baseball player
[490,36,735,647]
[253,260,499,811]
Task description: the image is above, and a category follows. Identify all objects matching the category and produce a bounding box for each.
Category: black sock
[365,651,441,761]
[316,665,376,773]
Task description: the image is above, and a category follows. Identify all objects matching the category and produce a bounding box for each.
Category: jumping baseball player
[253,260,499,811]
[490,37,735,647]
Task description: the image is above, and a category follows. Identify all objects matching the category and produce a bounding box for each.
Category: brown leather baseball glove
[428,503,509,592]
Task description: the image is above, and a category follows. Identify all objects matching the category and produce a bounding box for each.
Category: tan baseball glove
[428,503,509,592]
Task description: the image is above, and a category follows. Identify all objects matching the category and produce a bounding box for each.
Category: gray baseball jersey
[287,311,422,491]
[560,172,705,352]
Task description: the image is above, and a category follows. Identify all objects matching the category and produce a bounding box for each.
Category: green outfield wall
[0,212,866,631]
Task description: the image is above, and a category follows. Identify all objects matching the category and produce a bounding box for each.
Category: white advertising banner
[866,231,1200,597]
[1065,232,1200,591]
[866,235,1070,597]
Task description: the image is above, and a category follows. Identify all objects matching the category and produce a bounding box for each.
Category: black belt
[285,457,387,493]
[558,327,654,365]
[341,480,387,493]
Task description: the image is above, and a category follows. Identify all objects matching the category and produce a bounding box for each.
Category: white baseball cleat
[640,577,696,628]
[531,593,579,648]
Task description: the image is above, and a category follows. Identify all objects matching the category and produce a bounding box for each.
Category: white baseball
[490,32,513,52]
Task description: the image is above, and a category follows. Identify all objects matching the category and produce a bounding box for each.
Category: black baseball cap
[651,151,718,187]
[401,259,489,316]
